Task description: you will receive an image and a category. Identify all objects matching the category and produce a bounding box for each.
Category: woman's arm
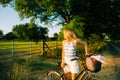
[75,39,89,55]
[61,41,65,68]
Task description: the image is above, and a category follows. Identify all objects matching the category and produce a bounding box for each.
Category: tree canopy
[0,29,3,39]
[0,0,120,40]
[4,32,17,40]
[12,23,49,40]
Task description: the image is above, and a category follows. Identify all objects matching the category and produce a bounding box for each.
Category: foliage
[53,33,58,40]
[88,34,103,43]
[0,0,120,40]
[4,32,17,40]
[84,34,106,54]
[12,23,29,40]
[45,0,120,40]
[12,23,49,40]
[58,17,85,40]
[0,29,3,39]
[0,0,12,6]
[14,0,70,23]
[88,41,106,54]
[28,25,49,40]
[52,48,62,59]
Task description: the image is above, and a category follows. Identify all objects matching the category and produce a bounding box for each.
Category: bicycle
[46,56,92,80]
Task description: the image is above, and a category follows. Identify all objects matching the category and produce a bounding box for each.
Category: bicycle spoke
[46,71,64,80]
[47,74,60,80]
[76,71,91,80]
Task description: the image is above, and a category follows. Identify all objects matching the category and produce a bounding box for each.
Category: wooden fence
[0,40,62,59]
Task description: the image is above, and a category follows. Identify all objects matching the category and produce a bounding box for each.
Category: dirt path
[92,42,120,80]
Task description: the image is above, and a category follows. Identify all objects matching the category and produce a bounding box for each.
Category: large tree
[70,0,120,39]
[0,0,120,40]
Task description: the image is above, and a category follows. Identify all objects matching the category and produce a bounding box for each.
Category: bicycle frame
[58,57,90,80]
[73,57,90,80]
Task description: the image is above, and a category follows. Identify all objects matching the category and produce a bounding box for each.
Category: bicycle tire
[46,70,64,80]
[82,72,91,80]
[77,71,91,80]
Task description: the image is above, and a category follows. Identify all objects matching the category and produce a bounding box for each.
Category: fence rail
[0,40,62,59]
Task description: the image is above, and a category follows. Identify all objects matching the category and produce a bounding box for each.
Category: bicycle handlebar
[71,57,85,61]
[70,54,94,61]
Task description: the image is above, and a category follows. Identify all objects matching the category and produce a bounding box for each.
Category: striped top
[64,41,76,57]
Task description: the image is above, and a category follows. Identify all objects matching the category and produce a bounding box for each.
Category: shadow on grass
[0,60,13,80]
[99,42,120,57]
[29,59,61,72]
[0,51,37,60]
[0,56,61,80]
[115,65,120,80]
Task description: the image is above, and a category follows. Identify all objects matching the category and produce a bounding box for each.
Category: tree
[12,23,29,40]
[72,0,120,40]
[0,0,120,40]
[12,23,49,40]
[14,0,120,40]
[58,17,84,40]
[28,26,49,41]
[13,0,71,24]
[4,32,17,40]
[0,30,3,39]
[38,27,49,40]
[53,33,58,40]
[0,0,12,7]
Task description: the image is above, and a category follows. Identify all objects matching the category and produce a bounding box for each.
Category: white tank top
[64,41,76,57]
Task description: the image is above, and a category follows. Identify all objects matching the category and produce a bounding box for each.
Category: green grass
[0,55,61,80]
[0,40,63,80]
[0,40,108,80]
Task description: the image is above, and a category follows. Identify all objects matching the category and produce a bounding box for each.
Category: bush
[52,48,62,59]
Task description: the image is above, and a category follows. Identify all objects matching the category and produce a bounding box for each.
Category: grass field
[0,40,112,80]
[0,40,62,80]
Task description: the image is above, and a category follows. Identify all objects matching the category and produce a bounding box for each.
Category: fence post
[30,40,32,54]
[41,40,45,55]
[56,40,58,49]
[12,40,14,57]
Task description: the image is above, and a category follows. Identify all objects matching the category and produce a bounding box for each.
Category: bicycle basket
[86,57,102,72]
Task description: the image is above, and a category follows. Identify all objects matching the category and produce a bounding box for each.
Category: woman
[61,29,88,80]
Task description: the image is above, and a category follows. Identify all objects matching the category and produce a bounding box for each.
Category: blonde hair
[63,29,77,41]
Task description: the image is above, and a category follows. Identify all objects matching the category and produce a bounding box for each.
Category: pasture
[1,40,118,80]
[0,40,62,80]
[0,40,62,59]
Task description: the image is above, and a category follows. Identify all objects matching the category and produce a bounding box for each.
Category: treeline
[0,23,58,41]
[0,0,120,41]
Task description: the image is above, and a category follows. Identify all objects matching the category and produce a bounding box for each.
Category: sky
[0,5,61,37]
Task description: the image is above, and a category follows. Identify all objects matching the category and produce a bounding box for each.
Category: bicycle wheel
[46,70,64,80]
[82,71,91,80]
[77,71,91,80]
